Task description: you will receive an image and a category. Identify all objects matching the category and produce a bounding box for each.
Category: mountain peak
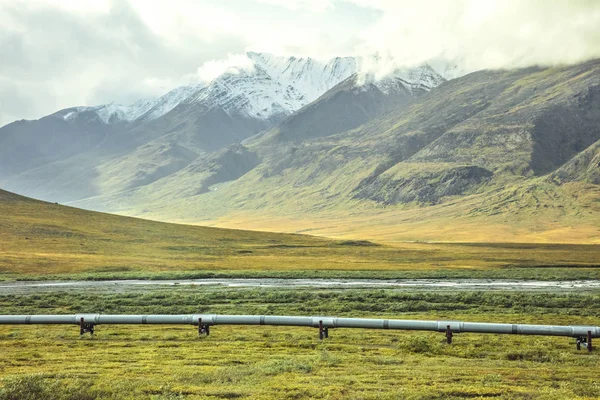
[41,52,449,128]
[370,63,446,94]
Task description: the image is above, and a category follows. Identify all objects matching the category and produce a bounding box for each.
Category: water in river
[1,278,599,294]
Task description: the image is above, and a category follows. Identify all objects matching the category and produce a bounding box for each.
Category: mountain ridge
[20,52,446,128]
[3,57,600,243]
[0,52,443,205]
[71,60,600,243]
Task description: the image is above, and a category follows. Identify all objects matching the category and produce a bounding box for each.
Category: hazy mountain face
[0,53,444,203]
[62,60,600,243]
[1,53,600,242]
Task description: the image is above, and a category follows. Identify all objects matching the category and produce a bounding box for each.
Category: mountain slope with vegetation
[0,53,442,205]
[3,59,600,244]
[102,60,600,243]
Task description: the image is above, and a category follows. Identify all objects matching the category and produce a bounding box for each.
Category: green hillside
[5,61,600,246]
[0,188,394,275]
[3,189,600,278]
[95,61,599,244]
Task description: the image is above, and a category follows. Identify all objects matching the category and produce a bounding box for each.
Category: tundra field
[2,189,600,281]
[1,286,600,399]
[4,4,600,399]
[2,191,600,399]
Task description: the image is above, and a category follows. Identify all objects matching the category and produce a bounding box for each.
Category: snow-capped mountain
[0,52,447,203]
[182,64,306,121]
[247,52,359,105]
[369,64,446,94]
[58,85,204,124]
[55,52,447,126]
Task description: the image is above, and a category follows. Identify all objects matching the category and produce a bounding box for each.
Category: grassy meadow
[2,189,600,281]
[1,287,600,399]
[2,190,600,398]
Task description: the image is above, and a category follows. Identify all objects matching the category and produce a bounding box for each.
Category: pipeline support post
[318,320,328,340]
[198,318,210,336]
[576,332,593,353]
[79,317,94,336]
[445,325,453,344]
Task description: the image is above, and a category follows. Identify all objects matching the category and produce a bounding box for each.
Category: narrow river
[1,279,600,294]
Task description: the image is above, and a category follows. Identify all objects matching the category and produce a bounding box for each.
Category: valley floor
[3,187,600,398]
[1,286,600,399]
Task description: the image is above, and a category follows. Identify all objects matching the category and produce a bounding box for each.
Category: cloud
[0,0,248,125]
[0,0,374,126]
[255,0,335,12]
[2,0,600,126]
[0,77,38,125]
[349,0,600,75]
[196,54,256,83]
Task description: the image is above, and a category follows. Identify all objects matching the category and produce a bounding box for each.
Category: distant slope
[70,144,261,211]
[0,188,388,275]
[3,189,600,278]
[111,60,600,243]
[70,68,443,213]
[551,138,600,185]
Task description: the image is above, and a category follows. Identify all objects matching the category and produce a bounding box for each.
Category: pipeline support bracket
[576,331,593,352]
[318,320,329,340]
[79,317,94,336]
[198,318,210,336]
[445,325,453,344]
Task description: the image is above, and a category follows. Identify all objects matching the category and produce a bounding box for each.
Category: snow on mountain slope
[247,52,358,105]
[209,52,443,120]
[182,64,306,120]
[61,99,159,124]
[138,84,204,121]
[58,86,204,124]
[372,64,446,94]
[54,52,448,127]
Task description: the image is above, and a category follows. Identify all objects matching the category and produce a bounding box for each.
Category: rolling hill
[3,188,600,278]
[0,187,376,275]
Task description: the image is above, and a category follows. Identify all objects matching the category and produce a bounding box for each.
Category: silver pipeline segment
[0,314,597,351]
[0,314,599,337]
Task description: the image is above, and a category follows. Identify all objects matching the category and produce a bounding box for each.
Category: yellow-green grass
[2,189,600,279]
[2,323,599,400]
[203,182,600,245]
[1,287,600,399]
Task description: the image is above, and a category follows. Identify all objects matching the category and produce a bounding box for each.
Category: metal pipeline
[0,314,598,339]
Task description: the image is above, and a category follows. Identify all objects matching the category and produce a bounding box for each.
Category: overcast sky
[1,0,600,126]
